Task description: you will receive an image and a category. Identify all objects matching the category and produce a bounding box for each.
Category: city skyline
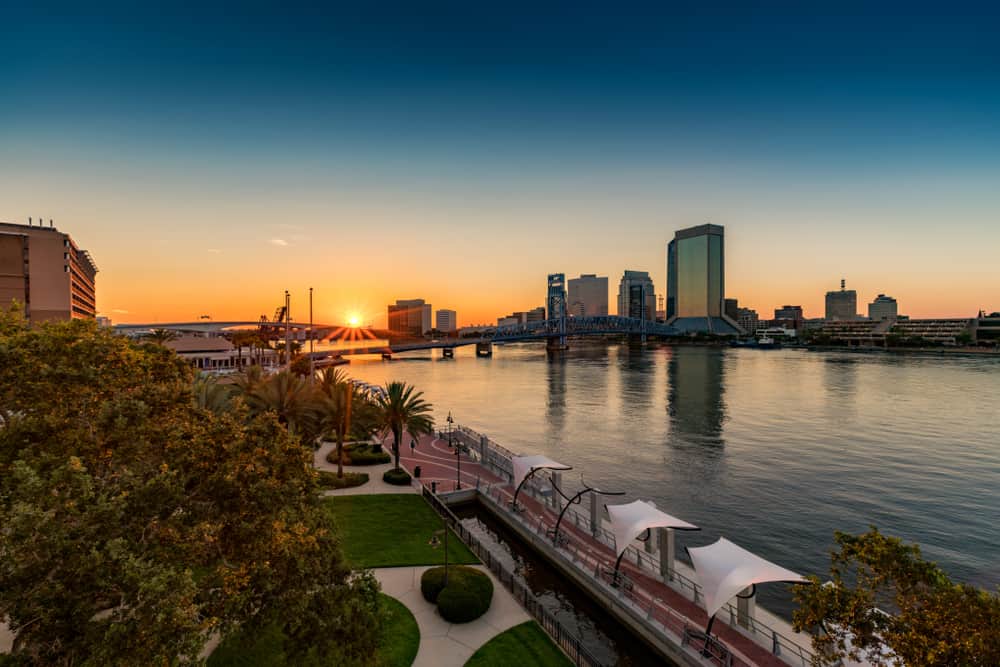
[2,4,998,324]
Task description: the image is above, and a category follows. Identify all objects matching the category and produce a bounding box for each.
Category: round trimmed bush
[328,444,391,466]
[382,468,412,485]
[316,470,369,490]
[420,566,493,623]
[421,566,448,603]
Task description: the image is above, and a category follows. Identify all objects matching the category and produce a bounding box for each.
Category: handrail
[458,426,816,666]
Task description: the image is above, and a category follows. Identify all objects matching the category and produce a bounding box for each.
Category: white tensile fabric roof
[688,537,809,619]
[606,500,698,557]
[511,455,572,490]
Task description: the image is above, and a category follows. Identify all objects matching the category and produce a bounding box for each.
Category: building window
[64,265,70,273]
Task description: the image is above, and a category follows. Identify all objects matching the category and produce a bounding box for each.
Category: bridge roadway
[311,316,680,356]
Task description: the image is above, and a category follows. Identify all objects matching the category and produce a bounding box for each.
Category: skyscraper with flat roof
[567,274,608,317]
[387,299,432,335]
[0,219,98,323]
[666,224,740,333]
[825,280,858,321]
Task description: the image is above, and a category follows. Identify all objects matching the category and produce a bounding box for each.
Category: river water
[347,342,1000,617]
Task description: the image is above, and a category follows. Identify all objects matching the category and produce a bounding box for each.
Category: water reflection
[667,347,727,449]
[546,354,567,438]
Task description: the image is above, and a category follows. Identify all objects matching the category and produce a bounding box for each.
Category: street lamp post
[446,411,461,490]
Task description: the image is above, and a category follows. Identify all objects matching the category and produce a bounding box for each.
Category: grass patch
[323,494,478,568]
[316,470,369,490]
[378,593,419,667]
[464,622,572,667]
[207,594,418,667]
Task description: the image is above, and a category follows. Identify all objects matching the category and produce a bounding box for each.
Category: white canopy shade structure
[688,537,809,622]
[606,500,699,558]
[510,455,572,508]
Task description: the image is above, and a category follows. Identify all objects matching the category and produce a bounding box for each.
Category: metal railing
[422,486,608,667]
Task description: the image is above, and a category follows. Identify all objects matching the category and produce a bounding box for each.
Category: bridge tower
[547,273,568,350]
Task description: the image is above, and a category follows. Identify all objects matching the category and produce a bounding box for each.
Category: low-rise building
[868,294,898,321]
[164,334,275,372]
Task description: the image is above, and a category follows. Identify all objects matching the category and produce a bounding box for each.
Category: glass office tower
[666,224,740,334]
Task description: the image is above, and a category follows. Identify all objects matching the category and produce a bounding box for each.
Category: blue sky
[1,2,998,323]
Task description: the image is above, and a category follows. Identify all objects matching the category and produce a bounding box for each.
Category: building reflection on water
[667,347,727,451]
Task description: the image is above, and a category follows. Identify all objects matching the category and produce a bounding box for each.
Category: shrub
[329,444,391,466]
[382,468,412,486]
[316,471,368,490]
[420,566,493,623]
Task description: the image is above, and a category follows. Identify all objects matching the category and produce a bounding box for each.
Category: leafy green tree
[792,527,1000,666]
[0,311,382,665]
[373,381,434,472]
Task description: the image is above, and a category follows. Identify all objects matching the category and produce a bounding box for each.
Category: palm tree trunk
[336,431,344,478]
[393,426,402,471]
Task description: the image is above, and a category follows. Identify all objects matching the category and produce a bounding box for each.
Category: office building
[547,273,567,321]
[617,270,656,321]
[567,274,609,317]
[0,219,98,323]
[825,279,858,321]
[736,308,759,335]
[387,299,432,336]
[774,305,804,321]
[868,295,898,321]
[724,298,739,322]
[436,309,457,333]
[497,306,545,327]
[665,224,740,333]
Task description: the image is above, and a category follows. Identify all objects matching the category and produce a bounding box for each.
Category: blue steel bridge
[115,315,678,358]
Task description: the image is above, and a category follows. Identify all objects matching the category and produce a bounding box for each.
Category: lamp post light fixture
[446,411,454,449]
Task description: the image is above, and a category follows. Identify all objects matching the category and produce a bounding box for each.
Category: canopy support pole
[511,468,542,511]
[736,584,757,630]
[552,480,624,546]
[659,527,675,581]
[612,528,650,585]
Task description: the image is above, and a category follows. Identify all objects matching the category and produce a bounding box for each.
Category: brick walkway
[391,431,808,667]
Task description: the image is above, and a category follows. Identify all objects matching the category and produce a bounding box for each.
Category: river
[346,342,1000,617]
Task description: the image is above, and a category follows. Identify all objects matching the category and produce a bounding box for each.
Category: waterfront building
[665,224,740,333]
[616,270,656,321]
[547,273,567,321]
[825,279,858,321]
[868,294,898,321]
[724,298,739,323]
[96,316,112,328]
[975,311,1000,344]
[165,334,275,371]
[774,305,804,322]
[496,306,546,327]
[387,299,432,336]
[435,309,457,334]
[567,274,608,317]
[0,219,97,323]
[736,307,759,334]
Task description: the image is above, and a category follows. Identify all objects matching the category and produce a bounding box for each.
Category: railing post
[589,491,599,535]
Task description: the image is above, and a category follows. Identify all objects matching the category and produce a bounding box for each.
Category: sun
[347,314,361,328]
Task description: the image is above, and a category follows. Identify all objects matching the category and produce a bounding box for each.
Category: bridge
[314,316,679,358]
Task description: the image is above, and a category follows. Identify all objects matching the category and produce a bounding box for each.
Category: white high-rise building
[436,309,457,333]
[567,274,608,317]
[617,270,656,321]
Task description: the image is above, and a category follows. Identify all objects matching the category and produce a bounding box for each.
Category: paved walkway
[314,440,419,495]
[375,566,529,667]
[393,430,808,667]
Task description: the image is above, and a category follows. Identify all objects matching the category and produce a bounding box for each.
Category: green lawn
[207,593,419,667]
[323,494,478,568]
[379,594,420,667]
[464,622,573,667]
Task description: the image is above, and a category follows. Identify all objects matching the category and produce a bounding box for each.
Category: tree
[193,373,234,414]
[373,381,434,472]
[315,368,352,478]
[145,328,177,345]
[243,370,318,439]
[792,527,1000,666]
[0,312,382,665]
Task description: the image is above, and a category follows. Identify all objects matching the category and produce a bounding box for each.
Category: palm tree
[316,368,351,477]
[245,370,317,438]
[193,374,234,414]
[233,364,267,396]
[146,328,177,345]
[374,381,434,472]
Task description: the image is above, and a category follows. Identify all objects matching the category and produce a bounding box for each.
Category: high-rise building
[724,298,739,322]
[825,280,858,321]
[617,270,656,321]
[547,273,567,321]
[665,224,740,333]
[0,219,98,323]
[387,299,432,335]
[868,294,898,321]
[567,274,608,317]
[435,309,457,333]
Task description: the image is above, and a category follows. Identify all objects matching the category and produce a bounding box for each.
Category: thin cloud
[207,248,222,254]
[269,238,289,247]
[112,308,130,314]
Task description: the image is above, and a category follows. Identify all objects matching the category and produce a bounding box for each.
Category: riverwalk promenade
[387,428,818,667]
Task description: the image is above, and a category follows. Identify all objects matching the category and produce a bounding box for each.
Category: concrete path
[375,566,530,667]
[314,440,419,495]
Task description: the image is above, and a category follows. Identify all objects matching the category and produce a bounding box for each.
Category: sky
[1,2,998,325]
